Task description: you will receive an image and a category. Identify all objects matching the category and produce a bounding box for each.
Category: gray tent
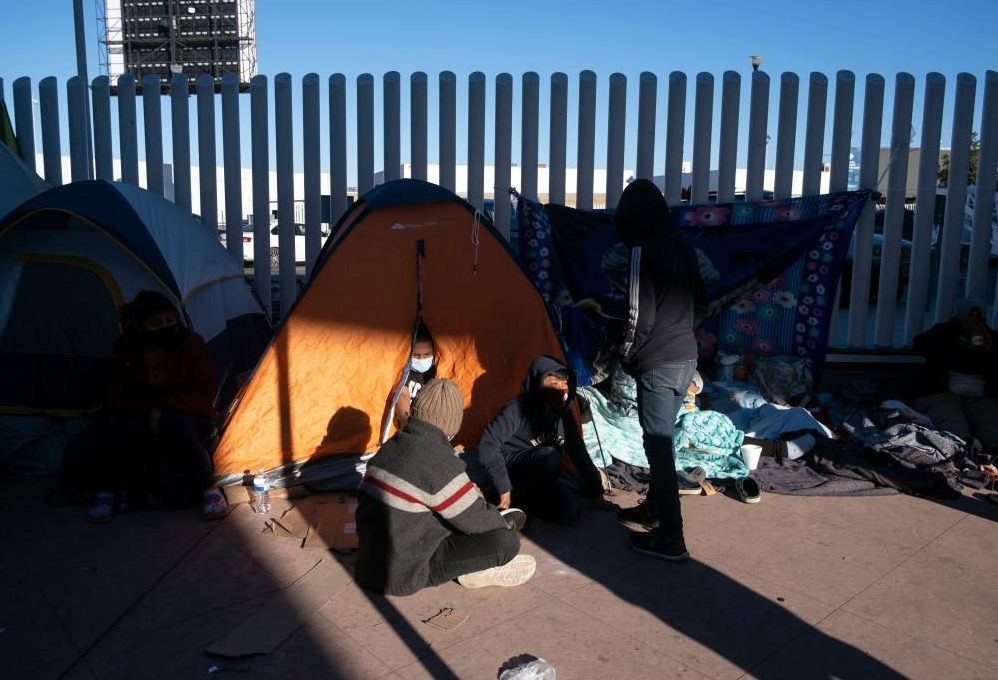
[0,143,46,219]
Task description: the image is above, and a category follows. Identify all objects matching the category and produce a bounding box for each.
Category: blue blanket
[581,387,750,479]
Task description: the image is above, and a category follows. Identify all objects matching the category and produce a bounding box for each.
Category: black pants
[61,410,214,507]
[506,445,581,525]
[426,528,520,587]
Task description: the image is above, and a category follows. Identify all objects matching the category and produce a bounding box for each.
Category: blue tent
[0,142,46,220]
[0,180,270,444]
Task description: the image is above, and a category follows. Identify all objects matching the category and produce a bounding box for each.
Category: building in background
[99,0,257,91]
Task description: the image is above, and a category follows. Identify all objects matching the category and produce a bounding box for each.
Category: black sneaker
[677,470,703,496]
[617,500,659,529]
[500,508,528,532]
[629,531,690,562]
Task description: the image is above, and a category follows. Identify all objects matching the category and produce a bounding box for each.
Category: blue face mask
[411,356,434,374]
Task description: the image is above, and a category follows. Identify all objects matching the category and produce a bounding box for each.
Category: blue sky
[2,0,996,182]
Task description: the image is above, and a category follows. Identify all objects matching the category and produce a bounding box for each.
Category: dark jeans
[507,445,582,525]
[636,360,697,540]
[426,528,520,587]
[61,410,214,507]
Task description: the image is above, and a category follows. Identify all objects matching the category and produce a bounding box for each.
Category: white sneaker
[457,554,536,589]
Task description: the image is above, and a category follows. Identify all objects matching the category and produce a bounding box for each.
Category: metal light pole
[73,0,94,178]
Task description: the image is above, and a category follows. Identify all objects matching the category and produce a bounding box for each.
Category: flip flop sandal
[735,477,761,504]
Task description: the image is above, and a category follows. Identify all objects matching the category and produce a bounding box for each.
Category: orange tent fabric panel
[213,199,562,476]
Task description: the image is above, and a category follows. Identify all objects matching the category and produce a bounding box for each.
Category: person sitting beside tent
[60,291,229,523]
[393,322,437,430]
[911,298,998,455]
[474,356,602,525]
[356,379,535,595]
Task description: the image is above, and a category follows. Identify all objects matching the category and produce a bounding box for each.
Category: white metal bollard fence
[1,68,995,342]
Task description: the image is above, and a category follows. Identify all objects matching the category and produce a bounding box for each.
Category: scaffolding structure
[97,0,257,92]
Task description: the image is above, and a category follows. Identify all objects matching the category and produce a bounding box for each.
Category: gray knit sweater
[355,418,510,596]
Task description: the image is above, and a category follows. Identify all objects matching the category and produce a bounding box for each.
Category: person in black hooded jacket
[473,356,601,525]
[613,179,707,562]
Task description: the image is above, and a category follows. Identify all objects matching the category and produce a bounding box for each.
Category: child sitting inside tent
[59,291,229,522]
[356,379,535,595]
[393,322,437,431]
[473,356,602,525]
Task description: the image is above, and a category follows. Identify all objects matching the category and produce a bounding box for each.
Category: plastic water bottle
[249,473,271,514]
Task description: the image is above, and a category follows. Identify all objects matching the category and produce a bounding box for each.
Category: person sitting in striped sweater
[355,378,535,596]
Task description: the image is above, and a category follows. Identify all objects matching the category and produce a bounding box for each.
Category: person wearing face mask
[473,356,601,525]
[59,290,228,523]
[911,298,998,456]
[356,379,534,595]
[393,322,437,431]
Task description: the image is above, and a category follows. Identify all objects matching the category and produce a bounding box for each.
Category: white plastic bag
[499,658,556,680]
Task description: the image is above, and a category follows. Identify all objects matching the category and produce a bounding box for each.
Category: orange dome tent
[213,180,564,477]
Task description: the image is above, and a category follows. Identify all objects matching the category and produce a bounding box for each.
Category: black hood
[613,178,673,247]
[522,355,576,398]
[121,290,179,329]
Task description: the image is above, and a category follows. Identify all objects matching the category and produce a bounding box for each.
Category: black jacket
[618,229,707,374]
[475,356,601,497]
[356,418,510,596]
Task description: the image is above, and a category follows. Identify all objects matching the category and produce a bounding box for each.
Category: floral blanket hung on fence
[515,191,872,385]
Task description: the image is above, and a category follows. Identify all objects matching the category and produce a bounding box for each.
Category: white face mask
[411,356,434,374]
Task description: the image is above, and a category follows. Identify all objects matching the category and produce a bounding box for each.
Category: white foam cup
[740,444,762,470]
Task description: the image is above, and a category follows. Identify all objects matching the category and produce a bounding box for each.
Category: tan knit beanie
[410,379,464,439]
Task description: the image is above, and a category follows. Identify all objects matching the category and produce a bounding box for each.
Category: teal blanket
[581,386,749,480]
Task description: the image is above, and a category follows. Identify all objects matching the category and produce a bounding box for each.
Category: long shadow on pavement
[516,497,910,680]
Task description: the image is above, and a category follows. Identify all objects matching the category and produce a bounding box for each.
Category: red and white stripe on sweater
[361,465,479,519]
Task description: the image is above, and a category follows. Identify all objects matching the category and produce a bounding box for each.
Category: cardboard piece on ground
[270,484,310,500]
[206,560,346,658]
[302,494,358,552]
[422,607,469,632]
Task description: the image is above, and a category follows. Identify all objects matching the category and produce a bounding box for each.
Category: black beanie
[122,290,177,326]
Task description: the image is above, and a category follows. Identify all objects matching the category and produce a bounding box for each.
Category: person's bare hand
[497,491,512,509]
